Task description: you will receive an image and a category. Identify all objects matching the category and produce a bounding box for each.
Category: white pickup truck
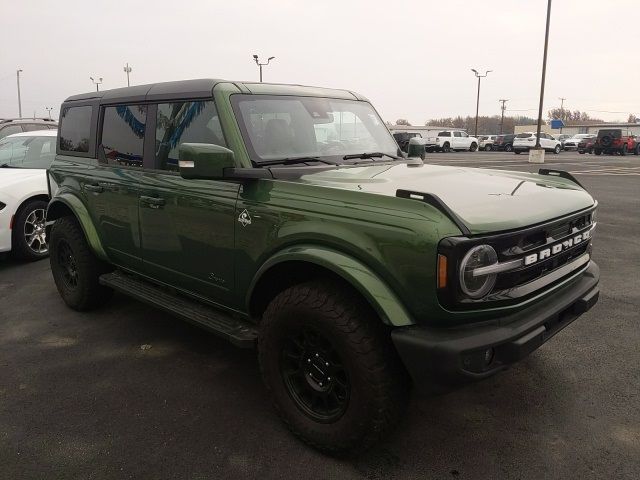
[424,130,479,152]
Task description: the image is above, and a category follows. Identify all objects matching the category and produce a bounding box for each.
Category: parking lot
[1,151,638,479]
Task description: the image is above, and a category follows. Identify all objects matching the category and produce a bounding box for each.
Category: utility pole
[534,0,553,150]
[124,63,132,87]
[471,69,492,137]
[558,96,566,132]
[16,69,23,119]
[90,76,103,92]
[45,107,53,120]
[499,99,509,134]
[253,55,275,82]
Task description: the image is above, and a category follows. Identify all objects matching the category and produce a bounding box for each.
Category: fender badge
[238,209,252,227]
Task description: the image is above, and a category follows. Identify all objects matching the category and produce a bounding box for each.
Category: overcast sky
[3,0,639,124]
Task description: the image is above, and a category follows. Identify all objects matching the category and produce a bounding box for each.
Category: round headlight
[459,245,498,299]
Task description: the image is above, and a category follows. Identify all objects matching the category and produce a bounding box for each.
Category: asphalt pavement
[1,151,638,479]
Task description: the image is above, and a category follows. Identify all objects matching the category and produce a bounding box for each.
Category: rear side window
[516,133,532,138]
[100,105,147,168]
[155,101,225,171]
[60,106,93,153]
[438,131,451,137]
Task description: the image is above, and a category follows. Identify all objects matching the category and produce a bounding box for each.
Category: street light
[45,107,53,120]
[471,69,492,137]
[16,69,23,119]
[90,76,103,92]
[534,0,553,151]
[253,54,275,82]
[124,63,132,87]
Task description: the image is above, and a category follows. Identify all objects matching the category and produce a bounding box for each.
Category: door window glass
[60,106,93,152]
[155,101,226,171]
[453,131,462,137]
[100,105,146,168]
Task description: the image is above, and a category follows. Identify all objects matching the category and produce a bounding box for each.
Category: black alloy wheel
[280,327,350,423]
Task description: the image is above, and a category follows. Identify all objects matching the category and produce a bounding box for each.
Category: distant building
[514,122,640,136]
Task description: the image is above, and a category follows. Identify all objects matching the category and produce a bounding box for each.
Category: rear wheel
[258,280,408,455]
[49,216,113,311]
[578,150,585,155]
[594,149,602,156]
[620,144,628,156]
[469,142,478,152]
[635,143,640,155]
[441,142,451,153]
[514,150,521,155]
[11,199,49,262]
[554,145,561,154]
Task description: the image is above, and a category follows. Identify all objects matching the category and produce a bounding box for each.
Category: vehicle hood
[0,169,46,198]
[295,163,595,234]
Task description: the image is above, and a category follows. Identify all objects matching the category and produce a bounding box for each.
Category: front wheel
[620,144,628,156]
[49,216,113,311]
[469,142,478,152]
[258,281,408,455]
[554,145,561,154]
[594,149,602,156]
[504,144,513,152]
[11,199,49,261]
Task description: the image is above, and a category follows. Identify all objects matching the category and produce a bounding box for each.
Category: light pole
[90,76,103,92]
[534,0,553,150]
[253,55,275,82]
[45,107,53,120]
[16,69,23,119]
[124,63,132,87]
[471,69,492,137]
[499,99,509,134]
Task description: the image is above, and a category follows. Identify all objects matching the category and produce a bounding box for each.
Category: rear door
[85,104,148,269]
[137,100,239,306]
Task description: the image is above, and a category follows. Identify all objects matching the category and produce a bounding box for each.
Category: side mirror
[407,137,426,160]
[178,143,235,180]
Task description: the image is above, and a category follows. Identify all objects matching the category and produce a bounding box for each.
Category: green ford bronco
[46,79,599,454]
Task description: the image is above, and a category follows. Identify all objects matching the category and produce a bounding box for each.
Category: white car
[425,130,479,152]
[512,132,562,154]
[478,135,498,151]
[0,129,56,261]
[563,134,595,151]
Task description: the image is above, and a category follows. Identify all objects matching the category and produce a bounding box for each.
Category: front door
[137,99,239,306]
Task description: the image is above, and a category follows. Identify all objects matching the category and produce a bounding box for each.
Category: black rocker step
[99,271,258,348]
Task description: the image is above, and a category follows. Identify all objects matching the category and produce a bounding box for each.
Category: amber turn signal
[437,254,448,288]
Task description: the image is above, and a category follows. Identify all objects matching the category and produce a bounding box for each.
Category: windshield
[232,95,398,164]
[0,135,56,169]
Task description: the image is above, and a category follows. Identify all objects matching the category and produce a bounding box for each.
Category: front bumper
[392,262,599,388]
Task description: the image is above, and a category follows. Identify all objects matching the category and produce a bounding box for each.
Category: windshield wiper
[257,156,339,167]
[342,152,401,161]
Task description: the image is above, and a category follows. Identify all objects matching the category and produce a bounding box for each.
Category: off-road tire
[441,142,451,153]
[49,216,113,311]
[469,142,478,152]
[504,144,513,152]
[620,144,627,156]
[258,280,409,455]
[11,199,49,262]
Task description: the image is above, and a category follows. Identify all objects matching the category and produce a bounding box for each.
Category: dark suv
[493,134,516,152]
[593,129,639,156]
[0,118,58,140]
[392,131,421,153]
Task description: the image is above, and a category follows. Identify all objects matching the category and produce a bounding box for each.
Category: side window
[0,125,23,139]
[60,106,93,153]
[155,100,225,172]
[453,131,462,137]
[100,105,146,168]
[439,131,451,137]
[460,132,468,137]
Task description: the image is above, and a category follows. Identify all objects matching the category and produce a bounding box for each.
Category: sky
[2,0,639,124]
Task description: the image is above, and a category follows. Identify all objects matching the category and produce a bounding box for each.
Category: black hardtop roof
[64,78,225,104]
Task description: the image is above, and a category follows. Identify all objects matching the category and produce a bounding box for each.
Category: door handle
[140,195,166,208]
[84,184,103,193]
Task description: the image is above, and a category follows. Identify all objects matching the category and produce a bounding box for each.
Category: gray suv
[0,118,58,140]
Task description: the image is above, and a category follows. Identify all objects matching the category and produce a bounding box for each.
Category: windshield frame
[230,94,401,167]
